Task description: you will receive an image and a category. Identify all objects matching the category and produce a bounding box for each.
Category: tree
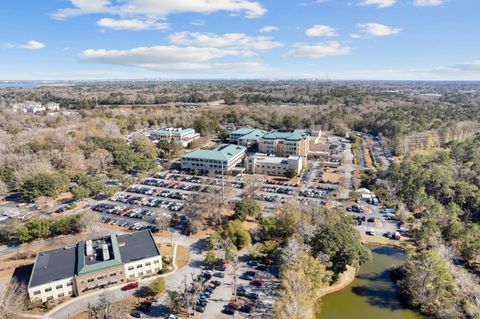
[157,139,182,159]
[223,91,237,105]
[284,169,298,179]
[149,277,166,295]
[20,171,70,202]
[398,249,454,314]
[275,252,331,319]
[313,217,371,277]
[224,220,252,249]
[167,290,184,314]
[0,180,8,202]
[87,289,128,319]
[204,251,217,266]
[234,199,262,221]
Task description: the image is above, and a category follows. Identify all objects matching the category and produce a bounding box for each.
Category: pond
[316,245,424,319]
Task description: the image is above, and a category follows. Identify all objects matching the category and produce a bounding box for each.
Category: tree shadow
[190,239,207,254]
[351,283,403,311]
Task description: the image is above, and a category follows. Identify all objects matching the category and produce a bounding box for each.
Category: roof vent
[119,242,126,247]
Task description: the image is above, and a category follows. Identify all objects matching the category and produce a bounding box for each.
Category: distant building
[11,102,60,113]
[229,128,267,148]
[150,127,200,147]
[28,230,162,302]
[258,130,310,158]
[246,153,303,177]
[181,144,246,173]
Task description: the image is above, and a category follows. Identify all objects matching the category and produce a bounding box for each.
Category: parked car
[250,280,264,287]
[195,305,205,312]
[227,302,241,310]
[121,282,138,291]
[130,310,144,318]
[213,272,225,278]
[246,292,259,300]
[240,304,253,313]
[222,307,235,315]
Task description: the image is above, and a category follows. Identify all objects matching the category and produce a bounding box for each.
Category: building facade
[258,130,310,157]
[150,127,200,146]
[181,144,246,174]
[246,154,303,176]
[229,128,267,148]
[28,230,161,302]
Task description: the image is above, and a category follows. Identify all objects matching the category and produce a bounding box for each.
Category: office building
[150,127,200,146]
[246,153,303,176]
[181,144,246,173]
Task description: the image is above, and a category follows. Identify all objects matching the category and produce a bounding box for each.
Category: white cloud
[168,32,282,51]
[4,40,45,50]
[359,0,397,8]
[350,34,361,39]
[54,0,267,20]
[285,41,352,59]
[259,26,278,33]
[97,18,169,30]
[190,19,205,26]
[305,25,337,37]
[413,0,444,7]
[357,23,401,36]
[78,45,270,74]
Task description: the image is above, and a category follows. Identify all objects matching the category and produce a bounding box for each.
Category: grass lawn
[175,245,190,270]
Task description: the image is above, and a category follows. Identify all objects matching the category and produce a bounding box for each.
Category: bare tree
[0,180,8,202]
[0,279,27,319]
[87,288,128,319]
[242,175,264,200]
[231,254,240,302]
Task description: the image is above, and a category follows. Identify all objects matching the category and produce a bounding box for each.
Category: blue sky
[0,0,479,80]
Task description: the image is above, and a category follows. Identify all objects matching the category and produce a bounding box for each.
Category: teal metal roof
[238,129,267,141]
[182,144,246,162]
[261,130,308,141]
[231,128,256,136]
[77,235,122,275]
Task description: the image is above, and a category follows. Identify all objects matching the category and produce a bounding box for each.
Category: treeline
[0,214,85,243]
[365,134,480,318]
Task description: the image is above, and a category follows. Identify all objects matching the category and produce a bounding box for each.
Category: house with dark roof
[27,230,162,302]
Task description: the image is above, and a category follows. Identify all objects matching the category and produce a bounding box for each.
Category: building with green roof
[259,130,310,158]
[181,144,247,173]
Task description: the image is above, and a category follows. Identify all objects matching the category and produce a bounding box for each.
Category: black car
[256,265,267,271]
[240,304,253,313]
[213,272,225,278]
[222,307,235,315]
[244,271,256,277]
[211,280,221,287]
[215,264,226,271]
[195,305,205,312]
[246,292,258,300]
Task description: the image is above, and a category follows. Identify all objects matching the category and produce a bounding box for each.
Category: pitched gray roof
[28,245,77,288]
[117,230,160,263]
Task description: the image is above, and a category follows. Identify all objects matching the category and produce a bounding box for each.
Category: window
[46,296,54,301]
[45,288,52,292]
[87,278,94,283]
[146,270,152,274]
[33,291,41,296]
[57,293,64,298]
[145,262,151,266]
[136,264,143,268]
[128,266,134,271]
[129,274,135,279]
[97,275,107,280]
[55,285,63,290]
[153,260,159,264]
[80,281,84,284]
[66,282,72,287]
[138,272,143,276]
[110,272,116,277]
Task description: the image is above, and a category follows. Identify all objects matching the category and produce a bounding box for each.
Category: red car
[250,280,264,287]
[227,302,241,310]
[121,282,138,291]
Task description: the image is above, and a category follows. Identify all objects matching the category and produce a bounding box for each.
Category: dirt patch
[175,245,191,270]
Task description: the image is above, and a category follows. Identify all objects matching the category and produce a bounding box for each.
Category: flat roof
[250,154,300,164]
[182,144,246,162]
[151,127,195,135]
[29,246,77,288]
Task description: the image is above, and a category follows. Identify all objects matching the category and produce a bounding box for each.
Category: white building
[150,127,200,146]
[11,102,60,113]
[246,153,303,177]
[181,144,247,173]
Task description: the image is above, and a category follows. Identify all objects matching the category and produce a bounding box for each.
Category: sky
[0,0,479,81]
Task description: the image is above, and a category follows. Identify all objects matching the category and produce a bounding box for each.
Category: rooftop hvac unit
[101,243,110,261]
[86,240,94,256]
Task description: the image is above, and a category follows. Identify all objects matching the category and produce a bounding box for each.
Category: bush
[149,277,166,295]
